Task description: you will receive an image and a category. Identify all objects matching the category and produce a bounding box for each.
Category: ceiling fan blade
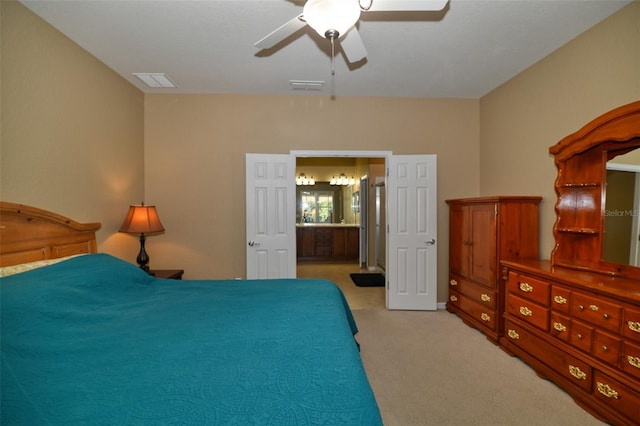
[363,0,449,12]
[254,15,306,49]
[340,27,368,63]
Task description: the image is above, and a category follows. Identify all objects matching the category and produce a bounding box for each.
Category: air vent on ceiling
[133,73,176,88]
[289,80,325,91]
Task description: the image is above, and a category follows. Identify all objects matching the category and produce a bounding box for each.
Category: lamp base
[137,233,150,272]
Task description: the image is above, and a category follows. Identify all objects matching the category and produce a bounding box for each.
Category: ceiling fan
[254,0,450,70]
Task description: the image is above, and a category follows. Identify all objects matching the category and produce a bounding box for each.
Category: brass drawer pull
[576,333,583,340]
[589,304,599,311]
[627,355,640,369]
[602,313,609,319]
[519,282,533,292]
[628,321,640,333]
[601,345,608,352]
[578,305,585,311]
[449,279,458,286]
[569,365,587,380]
[480,313,491,322]
[519,306,533,317]
[553,295,567,305]
[449,295,458,302]
[508,329,520,340]
[480,294,491,302]
[553,322,567,332]
[596,382,619,399]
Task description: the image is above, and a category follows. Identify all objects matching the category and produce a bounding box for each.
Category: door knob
[248,240,260,247]
[426,239,436,245]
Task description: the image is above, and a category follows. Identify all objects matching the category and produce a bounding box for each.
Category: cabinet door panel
[449,205,468,277]
[346,227,360,257]
[315,228,332,256]
[332,228,346,256]
[469,204,497,288]
[301,228,315,256]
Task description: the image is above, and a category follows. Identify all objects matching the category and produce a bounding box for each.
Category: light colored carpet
[353,309,606,426]
[297,262,607,426]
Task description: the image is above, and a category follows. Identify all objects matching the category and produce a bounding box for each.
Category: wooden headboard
[0,202,101,267]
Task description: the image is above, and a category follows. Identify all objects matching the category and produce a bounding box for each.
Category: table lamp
[119,202,165,272]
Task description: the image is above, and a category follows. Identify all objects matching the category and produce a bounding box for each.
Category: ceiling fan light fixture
[303,0,361,40]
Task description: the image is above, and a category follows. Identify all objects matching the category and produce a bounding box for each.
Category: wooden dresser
[499,101,640,425]
[446,196,541,343]
[501,260,640,425]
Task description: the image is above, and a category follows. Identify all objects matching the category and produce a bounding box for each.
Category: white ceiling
[20,0,630,98]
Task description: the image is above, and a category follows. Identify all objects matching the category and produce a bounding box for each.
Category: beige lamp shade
[119,204,165,235]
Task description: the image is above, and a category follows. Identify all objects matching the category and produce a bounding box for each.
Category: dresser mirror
[604,147,640,266]
[549,101,640,280]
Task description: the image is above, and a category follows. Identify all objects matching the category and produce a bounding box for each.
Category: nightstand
[149,269,184,280]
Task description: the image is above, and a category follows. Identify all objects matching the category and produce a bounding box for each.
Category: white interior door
[387,155,438,310]
[245,153,296,279]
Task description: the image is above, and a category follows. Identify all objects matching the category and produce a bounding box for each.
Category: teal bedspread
[1,254,381,425]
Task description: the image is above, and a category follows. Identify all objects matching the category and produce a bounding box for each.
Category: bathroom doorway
[294,153,386,270]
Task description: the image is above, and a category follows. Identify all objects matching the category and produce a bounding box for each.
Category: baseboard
[437,302,447,310]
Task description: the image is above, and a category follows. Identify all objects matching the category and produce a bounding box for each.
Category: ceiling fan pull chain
[330,36,336,76]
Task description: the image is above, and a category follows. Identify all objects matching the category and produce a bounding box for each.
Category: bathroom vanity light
[296,174,315,185]
[330,173,355,186]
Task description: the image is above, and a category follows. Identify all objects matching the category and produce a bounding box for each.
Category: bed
[0,202,382,425]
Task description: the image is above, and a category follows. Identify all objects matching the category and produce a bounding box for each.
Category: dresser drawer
[448,275,496,309]
[550,312,570,342]
[623,306,640,343]
[570,292,622,333]
[508,271,550,306]
[507,294,549,331]
[593,330,622,366]
[456,292,496,331]
[504,319,592,392]
[570,319,594,354]
[551,286,571,313]
[448,288,462,307]
[622,340,640,381]
[593,371,640,423]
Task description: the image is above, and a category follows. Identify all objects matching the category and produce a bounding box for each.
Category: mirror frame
[549,100,640,280]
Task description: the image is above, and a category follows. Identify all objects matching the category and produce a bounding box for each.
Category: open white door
[246,153,296,279]
[387,155,437,310]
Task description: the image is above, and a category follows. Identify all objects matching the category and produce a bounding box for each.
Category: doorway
[246,152,439,310]
[293,152,387,270]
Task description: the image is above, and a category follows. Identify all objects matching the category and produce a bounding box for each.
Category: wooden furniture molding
[549,100,640,279]
[0,201,101,266]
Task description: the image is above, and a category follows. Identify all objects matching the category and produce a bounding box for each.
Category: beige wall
[4,0,637,304]
[144,96,480,294]
[0,1,145,260]
[480,2,640,260]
